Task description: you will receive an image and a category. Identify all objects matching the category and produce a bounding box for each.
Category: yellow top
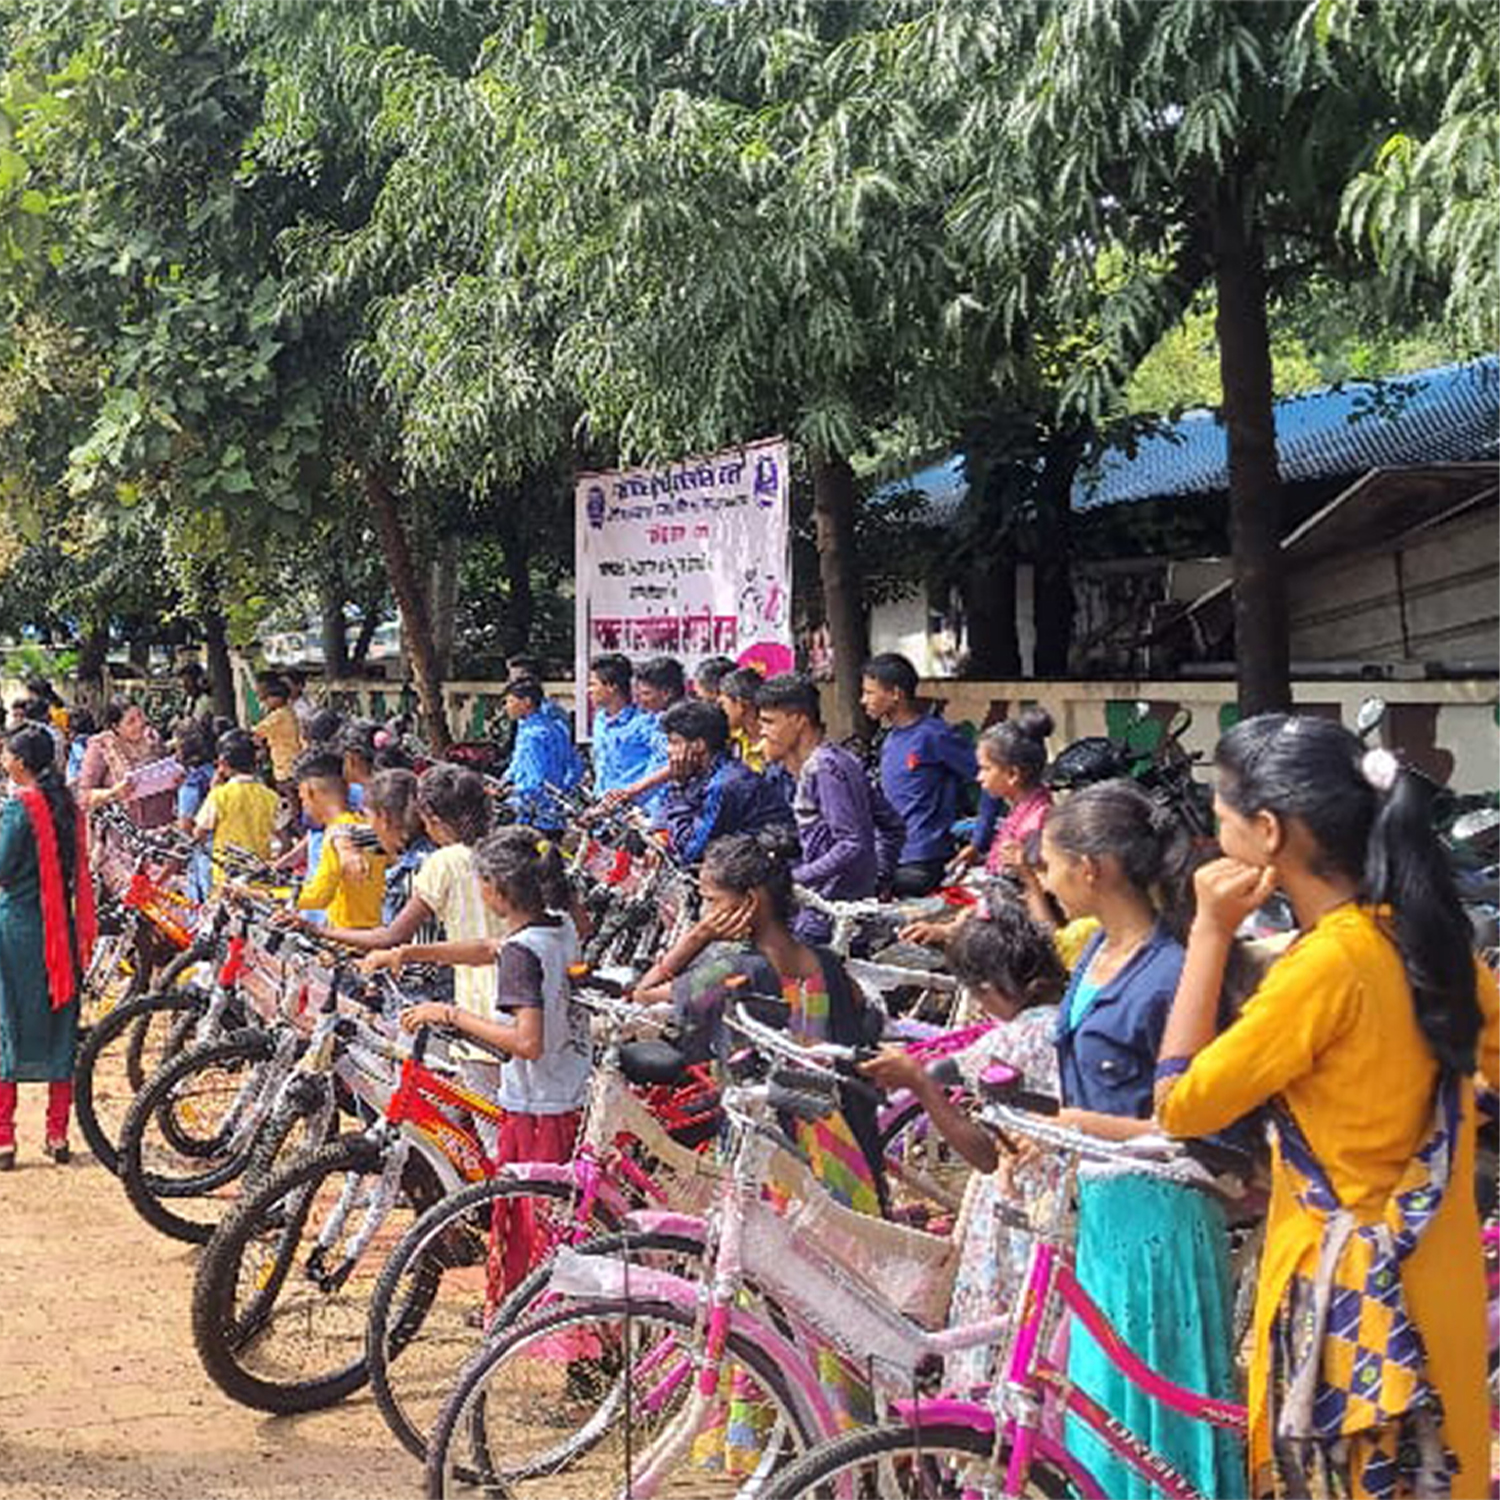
[730,726,766,774]
[254,704,303,782]
[1054,915,1101,971]
[1158,905,1499,1491]
[195,776,280,882]
[296,811,387,929]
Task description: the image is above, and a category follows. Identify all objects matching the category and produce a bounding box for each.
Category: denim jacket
[1055,924,1184,1119]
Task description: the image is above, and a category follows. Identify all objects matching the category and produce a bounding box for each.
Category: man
[860,652,976,897]
[655,698,792,863]
[504,678,582,833]
[758,672,903,940]
[633,656,685,714]
[588,653,668,796]
[285,668,317,734]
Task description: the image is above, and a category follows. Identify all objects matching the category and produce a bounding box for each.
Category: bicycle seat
[619,1039,689,1087]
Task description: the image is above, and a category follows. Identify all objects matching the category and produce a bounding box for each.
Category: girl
[635,828,885,1214]
[1040,779,1244,1500]
[381,830,587,1288]
[860,902,1067,1391]
[1156,716,1497,1499]
[0,726,96,1167]
[174,721,216,901]
[901,707,1054,948]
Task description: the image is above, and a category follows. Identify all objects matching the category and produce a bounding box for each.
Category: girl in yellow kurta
[1154,715,1496,1500]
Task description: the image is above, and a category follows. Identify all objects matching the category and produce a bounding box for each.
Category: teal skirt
[1066,1172,1246,1500]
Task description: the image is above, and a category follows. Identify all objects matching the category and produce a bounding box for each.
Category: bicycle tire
[425,1294,817,1499]
[118,1031,279,1245]
[73,985,209,1175]
[192,1132,438,1413]
[757,1420,1073,1499]
[367,1176,628,1463]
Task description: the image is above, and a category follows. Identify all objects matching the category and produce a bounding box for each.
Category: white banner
[575,436,794,730]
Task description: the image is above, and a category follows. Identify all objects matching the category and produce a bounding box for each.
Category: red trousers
[0,1079,72,1147]
[484,1109,582,1317]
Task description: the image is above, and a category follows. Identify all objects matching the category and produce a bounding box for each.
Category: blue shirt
[591,703,668,796]
[1054,924,1184,1119]
[878,715,978,865]
[508,706,583,831]
[656,755,794,864]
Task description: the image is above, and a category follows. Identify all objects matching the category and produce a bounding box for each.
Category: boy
[718,666,766,772]
[633,656,685,714]
[691,656,737,701]
[655,699,792,863]
[860,652,977,897]
[252,674,304,798]
[757,673,904,939]
[194,730,281,883]
[504,679,583,833]
[291,751,387,930]
[588,653,668,796]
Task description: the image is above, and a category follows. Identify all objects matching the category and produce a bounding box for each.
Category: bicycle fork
[304,1135,410,1294]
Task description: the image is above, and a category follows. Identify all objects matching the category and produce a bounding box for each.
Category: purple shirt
[790,742,903,911]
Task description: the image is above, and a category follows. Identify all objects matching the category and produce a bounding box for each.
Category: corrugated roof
[879,356,1500,524]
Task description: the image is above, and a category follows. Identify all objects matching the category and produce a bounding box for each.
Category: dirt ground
[0,1086,419,1500]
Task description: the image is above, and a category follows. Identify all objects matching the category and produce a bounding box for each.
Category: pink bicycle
[757,1097,1250,1499]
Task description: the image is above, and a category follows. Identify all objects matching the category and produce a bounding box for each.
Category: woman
[636,828,886,1215]
[76,698,175,829]
[1040,780,1245,1500]
[0,725,96,1167]
[1156,716,1497,1499]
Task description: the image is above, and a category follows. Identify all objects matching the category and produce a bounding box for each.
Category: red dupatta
[14,786,97,1009]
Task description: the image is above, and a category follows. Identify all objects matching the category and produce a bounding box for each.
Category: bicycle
[757,1098,1250,1499]
[366,981,722,1465]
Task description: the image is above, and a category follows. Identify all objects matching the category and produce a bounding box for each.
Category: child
[290,752,386,930]
[756,672,903,942]
[635,828,886,1215]
[173,722,217,899]
[859,652,977,897]
[717,666,766,772]
[252,674,304,800]
[861,903,1066,1391]
[1156,716,1498,1498]
[1040,780,1244,1500]
[194,730,281,882]
[384,830,587,1288]
[503,679,583,833]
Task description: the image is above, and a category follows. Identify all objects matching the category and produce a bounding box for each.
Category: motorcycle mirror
[1452,807,1500,843]
[1355,696,1387,740]
[1130,701,1151,726]
[1166,707,1193,740]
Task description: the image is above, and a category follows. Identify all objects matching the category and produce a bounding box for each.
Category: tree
[914,0,1449,712]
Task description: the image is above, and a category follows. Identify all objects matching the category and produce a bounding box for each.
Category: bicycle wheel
[74,985,209,1175]
[77,923,147,1033]
[192,1132,440,1413]
[757,1421,1073,1499]
[367,1177,630,1463]
[117,1031,294,1245]
[426,1296,816,1499]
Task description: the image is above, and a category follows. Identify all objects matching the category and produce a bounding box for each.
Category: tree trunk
[1031,430,1085,677]
[500,499,535,659]
[810,453,870,740]
[76,625,109,708]
[1212,175,1290,715]
[429,532,460,679]
[202,607,236,720]
[350,612,378,668]
[318,576,350,680]
[363,465,451,751]
[962,459,1021,679]
[127,628,150,671]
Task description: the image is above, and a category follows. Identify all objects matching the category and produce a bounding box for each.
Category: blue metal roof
[880,356,1500,523]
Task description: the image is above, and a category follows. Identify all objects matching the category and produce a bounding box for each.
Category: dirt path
[0,1087,420,1500]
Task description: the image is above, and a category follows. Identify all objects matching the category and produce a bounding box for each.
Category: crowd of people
[0,646,1494,1500]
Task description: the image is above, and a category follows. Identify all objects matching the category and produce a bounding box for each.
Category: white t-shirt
[412,843,505,1054]
[494,917,589,1115]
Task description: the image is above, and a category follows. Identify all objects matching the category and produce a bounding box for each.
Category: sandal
[0,1147,14,1171]
[43,1138,70,1165]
